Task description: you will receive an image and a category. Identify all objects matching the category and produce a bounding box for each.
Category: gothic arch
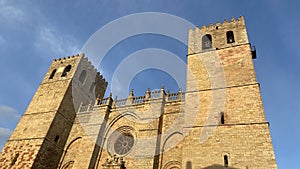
[65,137,82,151]
[61,160,74,169]
[163,161,182,169]
[59,137,82,169]
[161,132,183,169]
[162,132,183,151]
[105,111,140,135]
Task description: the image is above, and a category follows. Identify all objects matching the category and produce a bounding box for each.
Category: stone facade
[0,16,277,169]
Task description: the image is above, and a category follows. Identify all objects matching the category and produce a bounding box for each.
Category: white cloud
[0,105,20,151]
[0,105,20,121]
[0,34,5,45]
[0,127,12,151]
[0,0,25,22]
[0,127,12,139]
[35,26,80,56]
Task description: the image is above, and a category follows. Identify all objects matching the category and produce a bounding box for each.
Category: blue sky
[0,0,299,168]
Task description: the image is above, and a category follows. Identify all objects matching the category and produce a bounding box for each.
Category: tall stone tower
[184,16,277,168]
[0,54,107,168]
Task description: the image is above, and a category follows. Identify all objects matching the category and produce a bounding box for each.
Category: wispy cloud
[0,105,20,151]
[0,127,12,140]
[35,26,80,56]
[0,34,5,46]
[0,127,12,151]
[0,0,26,22]
[0,105,20,127]
[0,105,21,120]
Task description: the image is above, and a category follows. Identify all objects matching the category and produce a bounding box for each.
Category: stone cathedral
[0,16,277,169]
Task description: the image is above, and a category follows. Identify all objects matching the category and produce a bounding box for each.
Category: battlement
[51,53,106,81]
[196,16,245,31]
[53,53,84,62]
[188,16,249,55]
[45,53,107,84]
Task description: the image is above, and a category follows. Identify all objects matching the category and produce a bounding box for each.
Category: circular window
[107,126,136,156]
[114,133,134,155]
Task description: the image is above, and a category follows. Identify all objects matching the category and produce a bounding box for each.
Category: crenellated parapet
[43,53,108,112]
[49,53,106,84]
[53,53,83,61]
[188,16,249,55]
[198,16,245,31]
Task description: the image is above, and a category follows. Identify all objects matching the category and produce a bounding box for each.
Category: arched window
[49,69,57,79]
[202,34,212,50]
[79,70,87,84]
[61,65,72,77]
[226,31,235,43]
[224,155,229,168]
[220,112,225,124]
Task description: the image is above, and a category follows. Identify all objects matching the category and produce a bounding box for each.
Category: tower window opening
[54,135,60,143]
[186,161,192,169]
[226,31,235,43]
[49,69,57,79]
[61,65,72,77]
[90,82,95,93]
[220,112,225,124]
[202,34,212,49]
[79,70,87,84]
[224,155,229,168]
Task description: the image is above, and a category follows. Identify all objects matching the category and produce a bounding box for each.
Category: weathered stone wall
[57,16,278,169]
[183,16,277,169]
[0,54,107,169]
[182,123,277,168]
[0,16,277,169]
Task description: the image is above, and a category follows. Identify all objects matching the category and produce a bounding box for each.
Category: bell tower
[184,16,277,168]
[0,54,107,169]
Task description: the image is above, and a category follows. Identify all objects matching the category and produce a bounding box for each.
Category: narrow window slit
[220,112,225,124]
[224,155,229,168]
[54,135,60,143]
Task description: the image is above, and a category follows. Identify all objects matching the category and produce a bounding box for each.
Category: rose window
[114,133,134,155]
